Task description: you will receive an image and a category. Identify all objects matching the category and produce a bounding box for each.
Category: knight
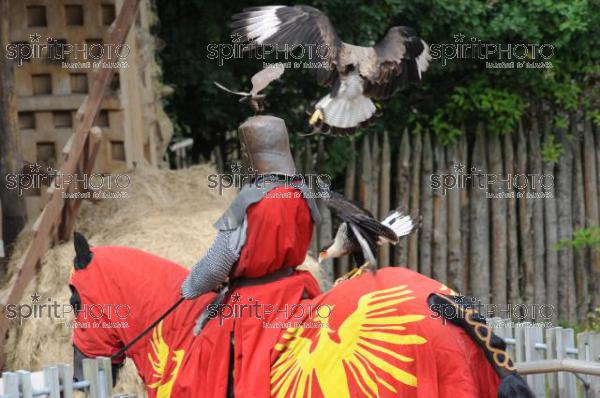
[180,115,321,397]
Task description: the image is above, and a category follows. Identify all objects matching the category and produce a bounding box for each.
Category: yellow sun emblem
[147,320,184,398]
[271,285,427,398]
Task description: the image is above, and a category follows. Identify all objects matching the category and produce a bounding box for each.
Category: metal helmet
[238,115,296,175]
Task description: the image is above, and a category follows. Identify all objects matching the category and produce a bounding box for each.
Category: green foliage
[554,227,600,251]
[155,0,600,166]
[541,135,563,164]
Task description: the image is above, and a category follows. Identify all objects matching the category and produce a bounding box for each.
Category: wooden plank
[2,372,18,398]
[408,132,422,271]
[419,131,433,277]
[394,130,411,268]
[577,332,592,397]
[572,123,590,321]
[469,124,490,302]
[517,122,534,314]
[588,333,600,396]
[83,358,99,398]
[317,139,333,288]
[516,359,600,376]
[529,116,546,308]
[358,137,372,214]
[58,364,74,398]
[521,323,546,396]
[43,366,60,398]
[583,119,600,308]
[504,132,521,305]
[0,0,141,367]
[16,370,32,398]
[432,140,447,282]
[556,114,576,322]
[370,134,380,219]
[488,132,507,304]
[339,140,356,275]
[458,131,469,291]
[98,357,113,398]
[379,132,391,267]
[446,143,462,292]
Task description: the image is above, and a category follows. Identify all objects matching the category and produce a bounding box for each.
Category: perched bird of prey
[214,63,285,112]
[318,190,418,273]
[231,5,431,132]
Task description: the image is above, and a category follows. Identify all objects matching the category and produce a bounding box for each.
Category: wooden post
[371,134,380,219]
[317,139,333,288]
[556,114,576,322]
[469,124,490,302]
[458,131,470,291]
[583,118,600,308]
[419,132,433,277]
[394,130,411,267]
[488,132,507,304]
[504,131,521,306]
[0,0,27,266]
[446,143,463,292]
[358,136,372,212]
[517,121,534,313]
[379,132,391,267]
[338,140,356,275]
[542,121,559,321]
[529,116,546,308]
[432,141,447,282]
[43,366,60,398]
[572,120,589,321]
[408,132,422,271]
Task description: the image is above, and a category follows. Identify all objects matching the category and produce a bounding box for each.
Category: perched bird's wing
[362,26,431,100]
[230,5,341,85]
[249,63,285,96]
[322,190,374,220]
[213,81,249,96]
[349,222,377,265]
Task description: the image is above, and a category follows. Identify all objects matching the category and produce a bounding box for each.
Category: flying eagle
[214,63,285,112]
[318,190,418,272]
[231,5,431,132]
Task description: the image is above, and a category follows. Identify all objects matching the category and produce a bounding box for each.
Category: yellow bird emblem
[147,320,184,398]
[271,285,427,398]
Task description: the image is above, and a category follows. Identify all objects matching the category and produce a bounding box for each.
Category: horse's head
[68,232,190,386]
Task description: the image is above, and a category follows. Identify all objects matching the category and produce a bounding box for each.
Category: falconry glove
[181,230,241,299]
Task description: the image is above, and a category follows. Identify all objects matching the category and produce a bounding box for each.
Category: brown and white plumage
[214,63,285,112]
[230,5,430,131]
[319,191,418,266]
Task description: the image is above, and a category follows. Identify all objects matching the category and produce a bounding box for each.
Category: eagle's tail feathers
[316,94,375,129]
[381,211,416,240]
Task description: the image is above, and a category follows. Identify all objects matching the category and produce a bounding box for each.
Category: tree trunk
[395,130,411,267]
[432,140,447,282]
[379,132,391,267]
[469,124,490,302]
[488,132,507,304]
[446,142,463,292]
[0,0,27,268]
[459,132,470,291]
[419,131,433,277]
[408,132,422,271]
[503,131,521,305]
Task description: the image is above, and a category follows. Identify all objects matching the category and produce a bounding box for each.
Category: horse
[68,233,532,397]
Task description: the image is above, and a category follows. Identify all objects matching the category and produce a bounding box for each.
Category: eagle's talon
[334,261,373,285]
[309,109,324,126]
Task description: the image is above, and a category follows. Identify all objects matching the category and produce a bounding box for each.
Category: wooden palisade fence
[291,109,600,325]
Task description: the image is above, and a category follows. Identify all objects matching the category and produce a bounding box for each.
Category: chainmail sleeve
[180,230,240,299]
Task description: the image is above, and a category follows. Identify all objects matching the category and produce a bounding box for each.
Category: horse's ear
[73,231,93,270]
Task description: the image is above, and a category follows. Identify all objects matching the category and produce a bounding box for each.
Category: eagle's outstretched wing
[230,5,341,85]
[271,286,428,398]
[250,63,285,96]
[363,26,431,100]
[213,81,249,97]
